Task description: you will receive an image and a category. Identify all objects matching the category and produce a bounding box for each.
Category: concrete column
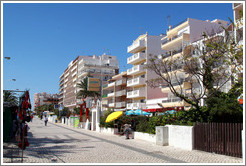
[156,126,168,146]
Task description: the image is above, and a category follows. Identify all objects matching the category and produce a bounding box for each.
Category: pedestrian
[123,123,133,139]
[130,119,136,139]
[30,115,33,122]
[44,115,48,126]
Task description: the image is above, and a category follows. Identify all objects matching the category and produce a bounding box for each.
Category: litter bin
[55,119,57,123]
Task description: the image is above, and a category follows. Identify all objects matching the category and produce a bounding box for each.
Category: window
[140,99,145,103]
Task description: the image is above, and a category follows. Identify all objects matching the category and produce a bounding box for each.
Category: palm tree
[76,77,100,121]
[3,91,18,106]
[76,77,100,100]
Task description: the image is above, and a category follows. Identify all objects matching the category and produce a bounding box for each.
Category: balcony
[161,33,190,50]
[127,39,146,53]
[115,102,126,108]
[108,92,115,97]
[161,97,190,107]
[127,76,146,87]
[109,102,114,107]
[103,82,115,90]
[127,52,146,65]
[127,64,145,76]
[78,72,88,78]
[127,103,146,109]
[101,99,108,105]
[115,90,126,97]
[161,81,191,93]
[127,89,145,99]
[162,48,182,59]
[115,78,126,86]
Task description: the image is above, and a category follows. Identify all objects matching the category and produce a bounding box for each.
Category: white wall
[166,125,194,150]
[189,18,228,43]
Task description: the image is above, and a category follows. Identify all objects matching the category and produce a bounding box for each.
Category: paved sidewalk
[2,117,243,163]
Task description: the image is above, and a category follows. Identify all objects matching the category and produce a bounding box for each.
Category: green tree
[3,91,18,105]
[76,77,100,101]
[146,22,242,114]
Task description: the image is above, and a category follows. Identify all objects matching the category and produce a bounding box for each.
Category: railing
[115,102,126,108]
[116,78,126,86]
[167,18,188,32]
[163,48,183,59]
[108,92,115,97]
[162,98,182,103]
[127,77,145,86]
[115,90,126,97]
[108,82,115,87]
[127,40,145,52]
[127,65,145,75]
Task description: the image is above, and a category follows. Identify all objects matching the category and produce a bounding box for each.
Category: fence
[194,122,243,158]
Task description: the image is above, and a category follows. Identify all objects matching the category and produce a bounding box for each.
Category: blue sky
[3,2,234,108]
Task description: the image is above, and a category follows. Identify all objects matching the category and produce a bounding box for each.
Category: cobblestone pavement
[2,116,243,164]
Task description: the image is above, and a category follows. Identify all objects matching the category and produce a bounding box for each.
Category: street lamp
[4,57,11,60]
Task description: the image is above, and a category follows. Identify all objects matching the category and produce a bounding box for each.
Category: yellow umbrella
[105,111,123,123]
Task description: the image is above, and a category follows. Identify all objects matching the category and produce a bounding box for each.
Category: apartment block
[126,33,168,111]
[59,54,119,110]
[160,18,229,109]
[34,92,59,109]
[101,72,131,112]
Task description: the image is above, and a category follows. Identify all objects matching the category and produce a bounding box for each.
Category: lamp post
[4,57,11,60]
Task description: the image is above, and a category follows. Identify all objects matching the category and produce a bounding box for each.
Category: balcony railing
[127,52,146,64]
[115,78,126,86]
[167,18,188,32]
[163,48,183,59]
[127,40,146,53]
[127,77,145,87]
[115,102,126,108]
[115,90,126,97]
[127,103,146,109]
[127,64,145,75]
[108,92,115,97]
[162,98,182,103]
[127,89,145,98]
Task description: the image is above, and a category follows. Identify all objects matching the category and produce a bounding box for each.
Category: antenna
[167,15,170,27]
[139,27,143,35]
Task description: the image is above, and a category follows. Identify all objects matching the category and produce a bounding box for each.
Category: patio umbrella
[135,109,151,116]
[105,111,123,123]
[165,110,176,114]
[125,110,135,115]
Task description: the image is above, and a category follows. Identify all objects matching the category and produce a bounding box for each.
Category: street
[3,116,243,163]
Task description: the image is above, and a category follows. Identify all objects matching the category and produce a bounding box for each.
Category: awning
[143,107,184,113]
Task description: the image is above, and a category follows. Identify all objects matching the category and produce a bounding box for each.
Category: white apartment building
[160,18,230,109]
[59,54,119,110]
[101,72,131,112]
[34,92,59,109]
[126,33,168,111]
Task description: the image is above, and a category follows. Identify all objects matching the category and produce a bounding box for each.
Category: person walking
[44,115,48,126]
[123,123,133,139]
